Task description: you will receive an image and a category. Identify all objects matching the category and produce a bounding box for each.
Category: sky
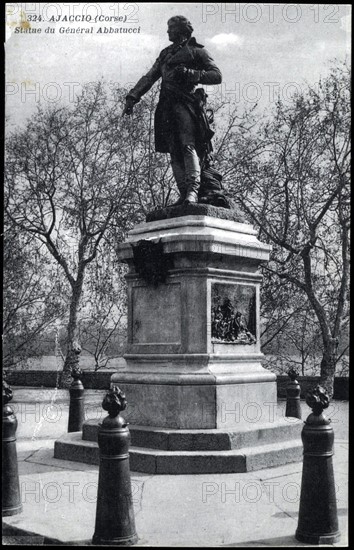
[5,3,351,129]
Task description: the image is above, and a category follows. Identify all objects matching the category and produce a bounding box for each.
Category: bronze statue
[123,16,229,208]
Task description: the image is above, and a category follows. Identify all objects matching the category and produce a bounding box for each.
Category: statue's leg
[174,104,201,204]
[169,140,188,206]
[183,145,200,203]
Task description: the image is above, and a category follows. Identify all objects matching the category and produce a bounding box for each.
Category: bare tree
[226,61,350,396]
[3,222,65,370]
[78,245,127,371]
[5,82,138,386]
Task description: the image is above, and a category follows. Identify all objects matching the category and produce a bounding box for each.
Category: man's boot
[184,181,200,203]
[169,183,188,207]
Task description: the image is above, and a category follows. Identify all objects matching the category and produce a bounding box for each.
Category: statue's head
[167,16,193,42]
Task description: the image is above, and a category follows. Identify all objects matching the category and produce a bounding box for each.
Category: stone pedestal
[112,215,276,430]
[55,211,304,473]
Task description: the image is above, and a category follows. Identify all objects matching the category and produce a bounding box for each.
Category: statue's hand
[174,65,201,84]
[123,97,135,116]
[174,65,188,82]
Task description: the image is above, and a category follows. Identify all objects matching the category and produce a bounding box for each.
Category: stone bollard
[295,385,340,544]
[92,386,138,546]
[2,380,23,516]
[68,366,85,432]
[285,367,301,419]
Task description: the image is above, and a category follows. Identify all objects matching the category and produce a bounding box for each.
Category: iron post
[92,386,138,546]
[2,380,23,516]
[295,385,340,544]
[285,367,301,419]
[68,365,85,432]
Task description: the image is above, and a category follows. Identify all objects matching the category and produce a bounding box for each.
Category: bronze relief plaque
[211,283,257,344]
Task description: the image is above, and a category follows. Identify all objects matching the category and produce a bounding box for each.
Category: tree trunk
[319,337,338,399]
[301,251,338,399]
[59,278,83,388]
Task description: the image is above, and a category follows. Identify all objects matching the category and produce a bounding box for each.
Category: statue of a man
[123,15,225,206]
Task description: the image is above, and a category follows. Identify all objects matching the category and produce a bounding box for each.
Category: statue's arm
[126,57,161,103]
[195,48,222,85]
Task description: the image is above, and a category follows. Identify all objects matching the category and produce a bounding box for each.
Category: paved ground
[2,388,349,547]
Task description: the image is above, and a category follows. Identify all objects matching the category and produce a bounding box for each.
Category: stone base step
[82,418,303,451]
[54,432,303,474]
